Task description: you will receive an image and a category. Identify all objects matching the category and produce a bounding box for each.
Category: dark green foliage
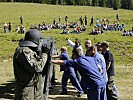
[108,0,113,7]
[98,0,105,7]
[58,0,64,5]
[51,0,57,5]
[130,0,133,9]
[74,0,80,5]
[65,0,75,5]
[41,0,47,4]
[1,0,133,10]
[113,0,119,10]
[121,0,128,9]
[92,0,97,6]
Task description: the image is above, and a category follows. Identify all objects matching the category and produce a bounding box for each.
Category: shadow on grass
[49,82,87,100]
[0,80,15,99]
[0,81,87,100]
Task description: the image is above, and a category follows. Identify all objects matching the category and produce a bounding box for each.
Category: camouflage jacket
[13,46,48,87]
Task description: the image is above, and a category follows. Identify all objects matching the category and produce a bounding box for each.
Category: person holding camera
[13,29,48,100]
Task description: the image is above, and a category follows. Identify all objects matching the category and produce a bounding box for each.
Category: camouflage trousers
[15,75,44,100]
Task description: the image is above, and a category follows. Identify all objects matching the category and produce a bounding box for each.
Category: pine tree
[65,0,75,5]
[130,0,133,9]
[74,0,80,5]
[41,0,47,4]
[108,0,113,7]
[92,0,98,6]
[86,0,90,6]
[113,0,120,10]
[51,0,57,4]
[58,0,64,5]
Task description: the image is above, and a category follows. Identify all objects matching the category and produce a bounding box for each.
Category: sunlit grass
[0,3,132,99]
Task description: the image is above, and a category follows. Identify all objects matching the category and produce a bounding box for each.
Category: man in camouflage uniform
[13,29,48,100]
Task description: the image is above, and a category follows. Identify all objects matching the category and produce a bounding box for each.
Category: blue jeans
[62,67,83,94]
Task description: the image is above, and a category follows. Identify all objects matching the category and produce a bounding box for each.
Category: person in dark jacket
[13,29,48,100]
[101,42,119,100]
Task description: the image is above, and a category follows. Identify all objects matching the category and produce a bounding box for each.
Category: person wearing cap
[66,38,83,81]
[100,42,119,100]
[13,29,48,100]
[52,47,107,100]
[52,46,83,96]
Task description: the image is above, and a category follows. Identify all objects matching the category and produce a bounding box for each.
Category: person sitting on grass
[4,22,8,33]
[81,25,86,31]
[77,26,82,34]
[61,28,69,34]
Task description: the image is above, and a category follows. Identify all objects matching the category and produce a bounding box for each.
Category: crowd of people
[2,13,132,37]
[122,28,133,36]
[90,18,125,35]
[2,15,88,34]
[52,38,120,100]
[90,13,127,35]
[13,29,120,100]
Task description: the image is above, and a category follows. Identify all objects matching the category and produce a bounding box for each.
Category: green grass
[0,3,132,65]
[0,3,133,99]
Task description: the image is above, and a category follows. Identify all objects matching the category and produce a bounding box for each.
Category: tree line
[1,0,133,10]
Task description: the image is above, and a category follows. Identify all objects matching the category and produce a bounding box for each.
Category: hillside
[0,3,133,100]
[0,3,132,65]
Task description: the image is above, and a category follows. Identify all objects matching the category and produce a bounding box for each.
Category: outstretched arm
[66,38,75,48]
[51,60,64,65]
[52,55,60,58]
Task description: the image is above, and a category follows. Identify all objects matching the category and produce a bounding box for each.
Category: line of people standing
[52,38,120,100]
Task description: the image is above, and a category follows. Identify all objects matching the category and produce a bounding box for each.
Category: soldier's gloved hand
[42,46,50,54]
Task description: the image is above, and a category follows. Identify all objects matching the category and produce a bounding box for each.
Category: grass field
[0,3,133,100]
